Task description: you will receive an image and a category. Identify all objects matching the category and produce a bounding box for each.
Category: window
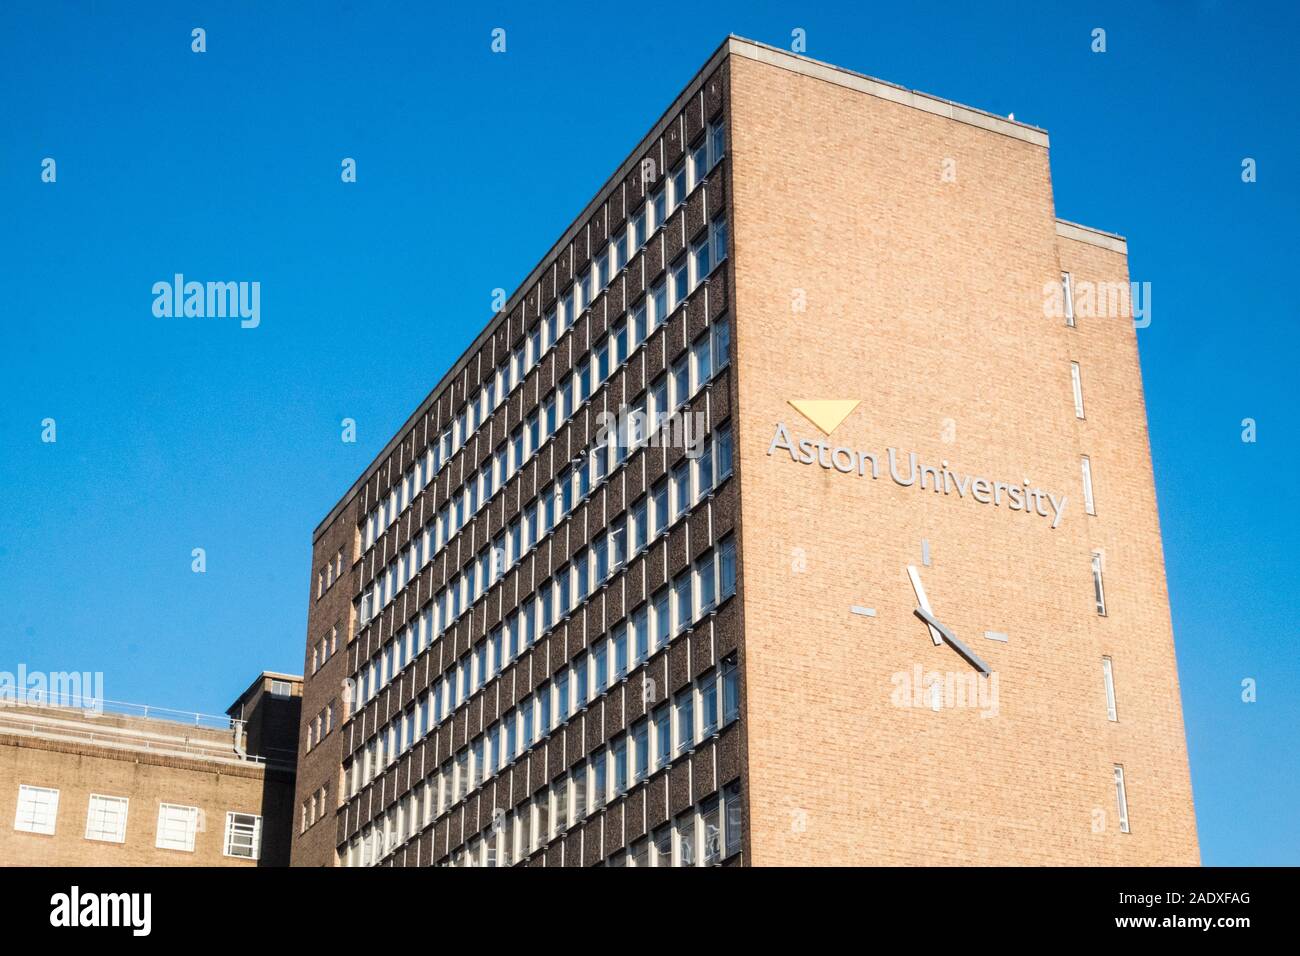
[653,704,671,770]
[674,689,695,755]
[1070,361,1085,418]
[1102,657,1118,722]
[676,811,697,867]
[1081,456,1096,516]
[700,671,719,736]
[719,536,737,601]
[668,255,689,310]
[712,316,731,373]
[1062,272,1075,327]
[156,803,199,852]
[224,812,262,859]
[701,795,722,866]
[630,205,646,252]
[652,824,673,867]
[1113,765,1130,833]
[721,656,740,724]
[14,785,59,835]
[668,161,687,209]
[716,423,734,482]
[1091,551,1107,616]
[689,137,709,190]
[650,185,666,232]
[270,679,293,698]
[723,781,742,858]
[690,216,728,289]
[84,794,128,843]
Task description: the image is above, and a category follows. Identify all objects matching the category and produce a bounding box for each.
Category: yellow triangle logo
[787,400,861,435]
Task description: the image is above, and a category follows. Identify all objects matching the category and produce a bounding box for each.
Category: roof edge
[1056,218,1128,254]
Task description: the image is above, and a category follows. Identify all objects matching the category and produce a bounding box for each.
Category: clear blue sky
[1,2,1295,865]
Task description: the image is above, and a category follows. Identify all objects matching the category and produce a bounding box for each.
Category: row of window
[356,414,734,711]
[316,548,344,599]
[359,119,727,566]
[351,535,739,800]
[1065,271,1131,833]
[13,786,262,858]
[301,782,330,834]
[310,621,341,675]
[358,285,731,633]
[348,659,740,867]
[306,699,338,751]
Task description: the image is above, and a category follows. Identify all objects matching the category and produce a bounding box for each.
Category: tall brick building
[293,37,1198,866]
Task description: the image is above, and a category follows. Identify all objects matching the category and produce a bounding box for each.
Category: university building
[1,672,300,866]
[293,37,1198,866]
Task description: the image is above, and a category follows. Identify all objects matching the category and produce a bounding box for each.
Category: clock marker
[850,605,876,617]
[984,631,1009,643]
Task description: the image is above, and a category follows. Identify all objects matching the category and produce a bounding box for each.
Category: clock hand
[913,606,992,676]
[906,565,943,646]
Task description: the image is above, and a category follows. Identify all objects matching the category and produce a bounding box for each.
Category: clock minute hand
[906,565,943,646]
[913,606,993,677]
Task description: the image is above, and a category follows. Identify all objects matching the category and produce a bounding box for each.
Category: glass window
[652,823,672,867]
[1113,765,1130,833]
[224,812,262,859]
[700,671,719,736]
[156,803,199,852]
[653,704,671,769]
[669,255,688,309]
[676,812,697,867]
[724,781,742,858]
[1092,551,1107,616]
[1102,656,1118,722]
[722,656,740,724]
[720,536,737,600]
[669,162,687,208]
[14,785,59,835]
[674,689,695,755]
[701,795,722,866]
[633,719,649,781]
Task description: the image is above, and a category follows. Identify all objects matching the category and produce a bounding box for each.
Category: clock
[905,564,992,676]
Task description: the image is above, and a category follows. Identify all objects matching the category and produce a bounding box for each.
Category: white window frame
[1113,765,1130,833]
[1062,272,1075,327]
[85,793,129,843]
[1091,551,1107,616]
[156,802,199,852]
[1070,361,1085,418]
[1081,456,1096,516]
[14,785,59,835]
[1102,656,1118,722]
[223,811,263,860]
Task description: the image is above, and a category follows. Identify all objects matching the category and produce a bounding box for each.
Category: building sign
[767,422,1068,528]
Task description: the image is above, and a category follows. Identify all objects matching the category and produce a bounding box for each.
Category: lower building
[0,672,301,866]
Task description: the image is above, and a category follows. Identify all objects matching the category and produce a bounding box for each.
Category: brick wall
[0,736,274,866]
[726,49,1198,865]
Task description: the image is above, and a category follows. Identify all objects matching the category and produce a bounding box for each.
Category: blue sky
[1,2,1295,865]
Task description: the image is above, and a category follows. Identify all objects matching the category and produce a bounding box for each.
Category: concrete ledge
[1056,218,1128,254]
[727,36,1050,148]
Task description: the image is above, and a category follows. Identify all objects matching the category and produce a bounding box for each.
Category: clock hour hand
[913,606,992,676]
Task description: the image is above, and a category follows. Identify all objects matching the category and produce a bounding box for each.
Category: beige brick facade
[726,46,1197,865]
[0,715,284,867]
